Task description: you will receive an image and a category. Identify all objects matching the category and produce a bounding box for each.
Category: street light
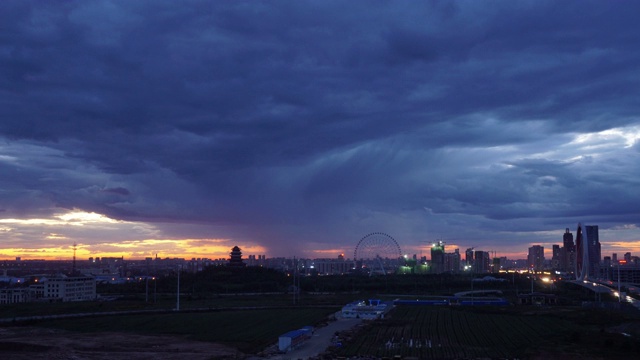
[618,262,621,303]
[530,267,534,293]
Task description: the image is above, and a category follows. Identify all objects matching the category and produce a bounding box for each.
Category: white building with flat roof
[341,299,387,319]
[42,275,96,302]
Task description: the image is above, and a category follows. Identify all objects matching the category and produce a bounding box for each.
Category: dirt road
[272,316,362,360]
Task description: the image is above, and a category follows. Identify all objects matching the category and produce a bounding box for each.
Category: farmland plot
[337,306,576,359]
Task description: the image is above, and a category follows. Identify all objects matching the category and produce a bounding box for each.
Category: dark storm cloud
[101,187,130,196]
[2,0,640,255]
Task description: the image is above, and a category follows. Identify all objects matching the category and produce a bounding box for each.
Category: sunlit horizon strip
[2,211,640,262]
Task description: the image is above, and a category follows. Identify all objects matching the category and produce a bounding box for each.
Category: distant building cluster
[3,224,640,307]
[527,225,640,285]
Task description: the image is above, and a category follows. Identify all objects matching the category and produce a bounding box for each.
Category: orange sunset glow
[2,210,640,262]
[0,240,268,261]
[0,210,268,260]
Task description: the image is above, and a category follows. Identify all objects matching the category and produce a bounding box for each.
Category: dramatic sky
[1,1,640,261]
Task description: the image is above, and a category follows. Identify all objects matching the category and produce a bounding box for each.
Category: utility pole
[176,266,180,311]
[471,277,474,305]
[72,242,77,275]
[618,263,621,303]
[530,267,534,293]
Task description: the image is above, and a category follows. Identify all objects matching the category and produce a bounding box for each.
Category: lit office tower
[528,245,545,272]
[585,225,601,278]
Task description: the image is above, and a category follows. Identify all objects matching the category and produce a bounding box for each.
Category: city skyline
[0,224,634,263]
[2,2,640,260]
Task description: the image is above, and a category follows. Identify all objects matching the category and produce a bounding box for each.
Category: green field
[335,306,640,359]
[32,307,337,354]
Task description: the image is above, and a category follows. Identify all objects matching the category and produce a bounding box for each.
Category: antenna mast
[72,242,77,275]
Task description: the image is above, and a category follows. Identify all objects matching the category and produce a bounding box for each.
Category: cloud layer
[1,1,640,259]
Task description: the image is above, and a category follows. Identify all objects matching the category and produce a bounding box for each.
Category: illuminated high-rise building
[430,241,445,274]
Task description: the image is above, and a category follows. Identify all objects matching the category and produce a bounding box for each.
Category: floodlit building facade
[430,241,445,274]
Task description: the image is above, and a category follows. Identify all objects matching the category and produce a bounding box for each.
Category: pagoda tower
[228,246,246,267]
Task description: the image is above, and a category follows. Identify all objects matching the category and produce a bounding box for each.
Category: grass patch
[34,307,337,354]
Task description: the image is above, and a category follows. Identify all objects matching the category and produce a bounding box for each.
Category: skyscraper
[552,245,561,270]
[562,228,575,273]
[443,249,461,273]
[430,241,445,274]
[563,228,574,249]
[465,248,474,267]
[585,225,601,278]
[528,245,544,272]
[474,251,489,273]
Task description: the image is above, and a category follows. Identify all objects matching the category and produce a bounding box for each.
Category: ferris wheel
[353,232,403,275]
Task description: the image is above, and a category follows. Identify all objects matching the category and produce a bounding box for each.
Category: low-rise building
[341,299,387,319]
[0,288,29,304]
[312,258,351,275]
[278,326,314,352]
[41,275,96,302]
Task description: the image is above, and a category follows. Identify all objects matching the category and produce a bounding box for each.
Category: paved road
[581,280,640,310]
[273,315,362,360]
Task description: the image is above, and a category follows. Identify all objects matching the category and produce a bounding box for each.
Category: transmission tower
[72,242,77,275]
